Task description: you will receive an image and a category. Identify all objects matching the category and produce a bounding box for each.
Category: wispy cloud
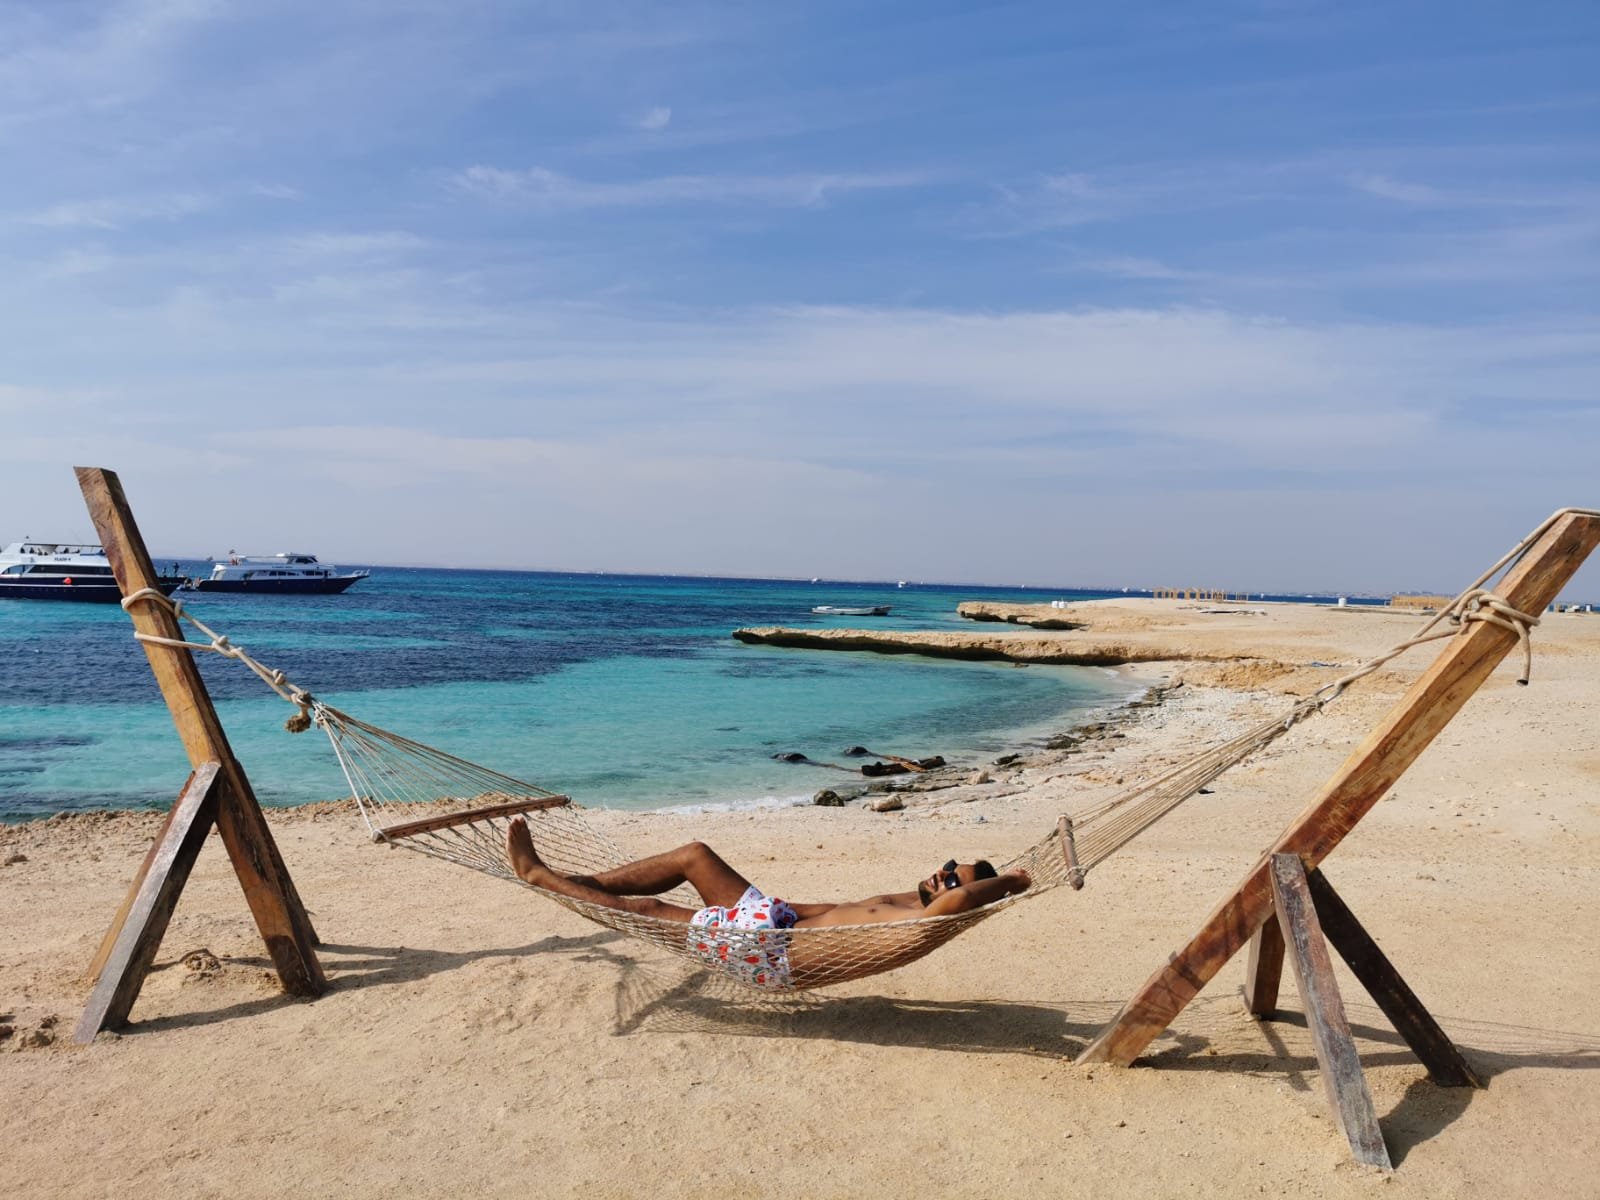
[449,164,936,209]
[636,105,672,131]
[1348,172,1449,206]
[21,191,215,230]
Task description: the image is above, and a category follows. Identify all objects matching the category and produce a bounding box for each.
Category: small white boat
[186,552,369,595]
[811,605,891,617]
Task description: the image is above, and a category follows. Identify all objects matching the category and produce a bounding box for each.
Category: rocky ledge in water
[730,624,1223,667]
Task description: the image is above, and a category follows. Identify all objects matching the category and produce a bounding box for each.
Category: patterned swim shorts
[687,885,799,990]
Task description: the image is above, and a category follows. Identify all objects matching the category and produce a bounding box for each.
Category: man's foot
[506,815,550,885]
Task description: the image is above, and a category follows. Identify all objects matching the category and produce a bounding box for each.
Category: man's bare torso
[793,891,926,928]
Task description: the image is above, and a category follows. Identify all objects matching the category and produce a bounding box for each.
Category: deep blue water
[0,566,1160,822]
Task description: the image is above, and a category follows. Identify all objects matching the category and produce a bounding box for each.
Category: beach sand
[3,599,1599,1199]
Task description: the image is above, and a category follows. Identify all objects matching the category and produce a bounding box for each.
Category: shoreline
[4,597,1599,1197]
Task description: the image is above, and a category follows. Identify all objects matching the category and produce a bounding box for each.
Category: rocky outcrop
[956,601,1082,629]
[730,625,1217,666]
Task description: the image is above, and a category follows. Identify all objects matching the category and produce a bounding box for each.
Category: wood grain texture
[1270,855,1392,1170]
[75,763,223,1042]
[1308,868,1482,1088]
[1242,908,1286,1017]
[75,466,325,998]
[1078,510,1600,1067]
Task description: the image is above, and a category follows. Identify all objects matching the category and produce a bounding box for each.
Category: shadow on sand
[120,932,1600,1163]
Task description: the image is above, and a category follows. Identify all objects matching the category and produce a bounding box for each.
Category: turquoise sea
[0,567,1141,823]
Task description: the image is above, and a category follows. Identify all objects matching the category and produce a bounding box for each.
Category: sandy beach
[4,597,1599,1199]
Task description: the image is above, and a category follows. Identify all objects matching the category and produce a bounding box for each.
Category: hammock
[117,515,1558,995]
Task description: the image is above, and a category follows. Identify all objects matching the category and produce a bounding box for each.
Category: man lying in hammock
[507,816,1031,989]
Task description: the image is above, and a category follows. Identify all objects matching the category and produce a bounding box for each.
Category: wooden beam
[75,763,224,1043]
[86,777,195,985]
[1243,906,1286,1017]
[1270,855,1392,1170]
[377,794,571,840]
[1306,868,1483,1089]
[75,466,325,997]
[1057,814,1085,890]
[1078,509,1600,1066]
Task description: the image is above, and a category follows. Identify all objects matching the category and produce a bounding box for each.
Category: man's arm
[922,870,1031,917]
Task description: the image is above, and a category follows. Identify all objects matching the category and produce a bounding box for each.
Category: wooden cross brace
[1247,854,1482,1170]
[1076,508,1600,1149]
[72,467,325,1044]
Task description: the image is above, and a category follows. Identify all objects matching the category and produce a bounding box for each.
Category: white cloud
[448,164,935,209]
[22,191,214,230]
[1348,172,1448,205]
[637,105,672,131]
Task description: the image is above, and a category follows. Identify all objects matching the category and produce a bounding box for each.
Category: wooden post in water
[72,467,325,1043]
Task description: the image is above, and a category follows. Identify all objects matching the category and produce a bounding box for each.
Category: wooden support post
[1057,814,1085,890]
[74,467,325,1036]
[75,763,224,1043]
[1269,855,1392,1171]
[1078,509,1600,1067]
[1242,908,1285,1017]
[1306,868,1482,1089]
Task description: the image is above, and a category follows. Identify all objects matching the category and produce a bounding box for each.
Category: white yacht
[187,552,370,595]
[0,540,183,603]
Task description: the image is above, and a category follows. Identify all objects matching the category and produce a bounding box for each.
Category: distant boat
[185,552,369,595]
[0,540,183,603]
[811,605,891,617]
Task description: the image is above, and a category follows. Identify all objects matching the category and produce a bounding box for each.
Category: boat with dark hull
[0,541,183,603]
[186,552,369,595]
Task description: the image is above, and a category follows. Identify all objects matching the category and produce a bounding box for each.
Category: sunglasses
[939,860,961,891]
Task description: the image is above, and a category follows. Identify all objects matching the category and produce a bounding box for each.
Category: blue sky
[3,0,1598,595]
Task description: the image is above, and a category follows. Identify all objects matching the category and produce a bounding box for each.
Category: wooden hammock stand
[72,467,325,1044]
[70,466,1598,1169]
[1076,507,1600,1169]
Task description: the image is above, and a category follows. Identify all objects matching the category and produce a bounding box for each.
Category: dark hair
[918,859,999,908]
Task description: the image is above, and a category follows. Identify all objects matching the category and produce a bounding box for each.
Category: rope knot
[283,691,317,733]
[1451,588,1540,684]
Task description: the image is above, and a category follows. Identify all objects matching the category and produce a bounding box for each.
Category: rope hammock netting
[115,509,1585,995]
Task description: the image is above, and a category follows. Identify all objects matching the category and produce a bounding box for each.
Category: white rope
[119,586,317,730]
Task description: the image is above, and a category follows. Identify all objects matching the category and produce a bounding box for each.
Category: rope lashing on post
[119,587,319,731]
[1307,586,1542,708]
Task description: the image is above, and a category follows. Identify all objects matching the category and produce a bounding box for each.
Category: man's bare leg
[506,817,749,918]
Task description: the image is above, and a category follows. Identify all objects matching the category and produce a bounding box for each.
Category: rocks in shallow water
[772,751,809,763]
[841,745,871,757]
[993,753,1021,767]
[860,761,909,777]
